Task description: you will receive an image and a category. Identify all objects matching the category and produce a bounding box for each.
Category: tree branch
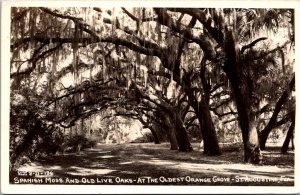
[12,36,162,58]
[121,8,138,21]
[154,8,216,61]
[241,37,268,54]
[210,97,232,110]
[244,41,290,61]
[11,43,62,78]
[37,7,163,58]
[185,115,198,130]
[260,74,295,148]
[211,109,238,118]
[167,8,224,44]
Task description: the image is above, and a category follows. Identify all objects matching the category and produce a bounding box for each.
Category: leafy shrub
[62,135,97,153]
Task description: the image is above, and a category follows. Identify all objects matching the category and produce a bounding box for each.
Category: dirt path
[12,143,294,185]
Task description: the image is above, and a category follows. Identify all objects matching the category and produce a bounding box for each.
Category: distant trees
[10,7,294,165]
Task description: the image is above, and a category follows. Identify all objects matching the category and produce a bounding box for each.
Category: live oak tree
[119,60,194,151]
[11,7,206,153]
[10,7,295,164]
[163,8,294,163]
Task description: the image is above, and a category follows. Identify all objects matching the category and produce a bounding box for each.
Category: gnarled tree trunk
[168,126,179,150]
[150,128,160,144]
[229,77,262,163]
[173,111,193,152]
[163,113,178,150]
[197,100,221,155]
[183,74,221,155]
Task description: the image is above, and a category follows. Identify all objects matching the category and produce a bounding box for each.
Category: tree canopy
[10,7,295,166]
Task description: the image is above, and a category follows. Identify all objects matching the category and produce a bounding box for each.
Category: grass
[10,142,294,186]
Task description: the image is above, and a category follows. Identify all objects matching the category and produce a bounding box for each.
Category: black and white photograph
[1,1,300,194]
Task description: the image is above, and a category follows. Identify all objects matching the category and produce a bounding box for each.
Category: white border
[1,0,300,194]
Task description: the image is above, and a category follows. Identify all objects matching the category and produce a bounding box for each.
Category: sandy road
[12,143,294,185]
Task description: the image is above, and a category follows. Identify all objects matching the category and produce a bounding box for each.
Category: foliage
[10,86,54,168]
[9,7,295,165]
[63,135,97,153]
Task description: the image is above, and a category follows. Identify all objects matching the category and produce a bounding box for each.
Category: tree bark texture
[169,126,179,150]
[197,100,221,155]
[223,28,261,164]
[183,77,221,155]
[163,113,178,150]
[173,112,193,152]
[149,127,160,144]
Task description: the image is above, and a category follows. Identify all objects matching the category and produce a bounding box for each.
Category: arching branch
[154,8,217,61]
[244,41,290,61]
[11,43,62,78]
[241,37,267,54]
[167,8,224,44]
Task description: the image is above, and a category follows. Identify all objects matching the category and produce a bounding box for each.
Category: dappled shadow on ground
[11,143,294,186]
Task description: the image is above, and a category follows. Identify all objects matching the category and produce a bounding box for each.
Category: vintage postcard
[1,0,300,194]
